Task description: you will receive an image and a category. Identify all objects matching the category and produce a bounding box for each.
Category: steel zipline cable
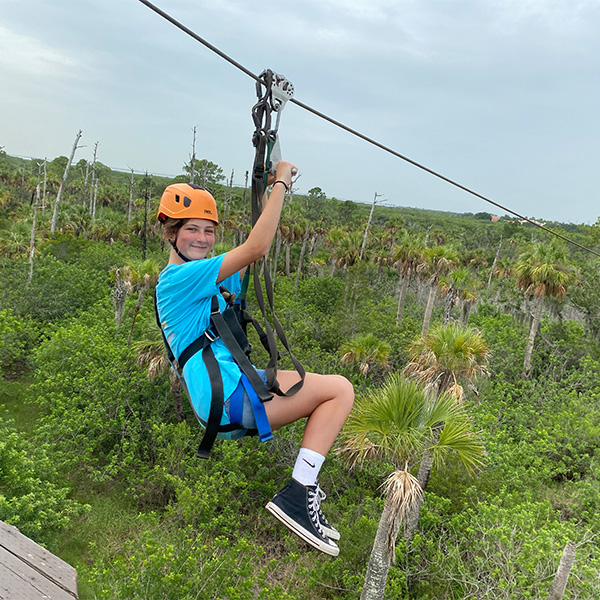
[138,0,600,259]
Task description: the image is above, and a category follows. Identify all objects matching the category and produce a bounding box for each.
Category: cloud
[0,24,81,78]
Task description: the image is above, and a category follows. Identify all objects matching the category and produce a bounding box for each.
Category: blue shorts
[224,369,268,430]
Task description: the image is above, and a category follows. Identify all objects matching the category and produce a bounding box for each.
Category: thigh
[263,370,349,431]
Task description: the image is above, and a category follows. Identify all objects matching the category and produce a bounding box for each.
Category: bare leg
[263,371,354,456]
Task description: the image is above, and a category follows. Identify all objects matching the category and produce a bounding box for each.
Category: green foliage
[88,514,293,600]
[3,150,600,598]
[0,255,109,323]
[0,420,89,551]
[31,300,173,485]
[410,491,600,599]
[0,309,38,378]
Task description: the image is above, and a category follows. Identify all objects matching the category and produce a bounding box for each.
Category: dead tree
[190,126,197,184]
[220,169,234,243]
[487,235,503,287]
[89,141,98,214]
[127,168,134,223]
[28,163,42,282]
[50,129,83,233]
[360,191,383,260]
[41,159,47,214]
[547,541,576,600]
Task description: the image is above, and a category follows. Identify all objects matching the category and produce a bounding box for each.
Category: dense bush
[0,420,89,552]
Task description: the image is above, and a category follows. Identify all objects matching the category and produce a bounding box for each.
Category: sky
[1,0,599,225]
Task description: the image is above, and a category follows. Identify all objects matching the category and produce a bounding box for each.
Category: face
[172,218,216,260]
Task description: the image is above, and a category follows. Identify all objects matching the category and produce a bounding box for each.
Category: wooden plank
[0,547,74,600]
[0,521,77,598]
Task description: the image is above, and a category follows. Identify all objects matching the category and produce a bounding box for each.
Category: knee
[331,374,354,414]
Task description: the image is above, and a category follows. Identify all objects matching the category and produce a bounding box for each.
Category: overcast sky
[1,0,599,224]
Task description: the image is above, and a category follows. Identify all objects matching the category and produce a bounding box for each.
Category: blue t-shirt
[156,253,243,427]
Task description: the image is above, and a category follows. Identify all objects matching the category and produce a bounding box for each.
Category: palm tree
[439,266,479,324]
[420,245,458,337]
[123,259,162,346]
[336,231,363,270]
[514,240,576,379]
[340,374,485,600]
[339,332,392,377]
[404,321,490,401]
[324,226,347,275]
[393,232,426,326]
[132,316,185,422]
[402,322,490,541]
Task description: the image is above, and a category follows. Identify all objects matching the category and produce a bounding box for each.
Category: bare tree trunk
[41,159,47,214]
[422,284,437,337]
[404,427,441,543]
[89,142,98,214]
[92,178,99,219]
[82,161,90,208]
[51,129,82,233]
[523,297,543,379]
[360,498,398,600]
[462,299,474,324]
[487,235,503,287]
[285,242,291,277]
[28,163,42,282]
[128,283,148,347]
[443,287,456,324]
[127,167,134,223]
[396,274,409,326]
[547,541,576,600]
[221,169,234,243]
[242,170,249,230]
[190,126,197,184]
[294,222,310,296]
[112,268,131,332]
[360,191,381,260]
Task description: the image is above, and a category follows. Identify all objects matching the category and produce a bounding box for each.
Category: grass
[56,483,142,600]
[0,376,39,436]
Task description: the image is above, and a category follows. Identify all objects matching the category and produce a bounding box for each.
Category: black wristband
[273,180,289,193]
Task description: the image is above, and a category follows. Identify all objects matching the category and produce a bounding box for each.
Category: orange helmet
[157,183,219,225]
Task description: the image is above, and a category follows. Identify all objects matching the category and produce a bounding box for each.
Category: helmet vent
[184,196,192,207]
[175,194,180,203]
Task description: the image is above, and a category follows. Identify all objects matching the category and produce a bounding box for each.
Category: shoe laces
[316,484,327,508]
[307,487,325,535]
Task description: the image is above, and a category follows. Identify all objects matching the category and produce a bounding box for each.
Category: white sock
[292,448,325,487]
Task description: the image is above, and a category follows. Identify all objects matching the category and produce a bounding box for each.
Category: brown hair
[162,217,185,240]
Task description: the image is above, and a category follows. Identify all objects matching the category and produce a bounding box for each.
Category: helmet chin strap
[169,239,191,263]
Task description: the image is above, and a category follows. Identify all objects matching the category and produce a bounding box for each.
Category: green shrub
[0,421,89,551]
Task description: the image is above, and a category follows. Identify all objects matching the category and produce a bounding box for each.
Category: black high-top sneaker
[266,479,339,556]
[316,484,340,541]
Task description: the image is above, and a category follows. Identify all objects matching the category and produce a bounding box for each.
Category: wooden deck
[0,520,78,600]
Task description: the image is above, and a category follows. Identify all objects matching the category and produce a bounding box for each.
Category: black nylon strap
[209,297,273,403]
[178,332,213,370]
[197,345,224,459]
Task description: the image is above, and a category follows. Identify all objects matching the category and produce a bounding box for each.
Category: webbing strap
[209,297,273,403]
[249,69,305,398]
[197,344,224,459]
[240,373,273,442]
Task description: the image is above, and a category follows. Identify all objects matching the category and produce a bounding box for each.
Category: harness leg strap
[240,373,273,443]
[197,345,224,460]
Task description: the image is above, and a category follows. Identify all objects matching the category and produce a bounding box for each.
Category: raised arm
[218,161,296,281]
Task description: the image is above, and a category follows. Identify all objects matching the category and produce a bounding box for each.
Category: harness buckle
[205,329,218,342]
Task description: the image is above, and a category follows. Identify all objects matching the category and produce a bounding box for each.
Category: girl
[156,160,354,556]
